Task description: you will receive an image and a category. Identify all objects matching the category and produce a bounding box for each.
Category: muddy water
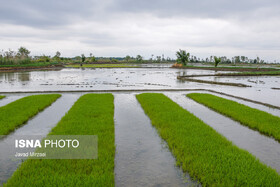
[114,94,198,186]
[0,94,80,185]
[166,93,280,173]
[1,68,279,108]
[0,68,232,92]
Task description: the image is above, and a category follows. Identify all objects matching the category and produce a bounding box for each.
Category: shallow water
[0,68,279,108]
[0,94,80,185]
[166,93,280,173]
[0,68,232,92]
[114,94,198,186]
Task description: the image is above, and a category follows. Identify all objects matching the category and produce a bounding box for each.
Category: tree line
[0,47,274,66]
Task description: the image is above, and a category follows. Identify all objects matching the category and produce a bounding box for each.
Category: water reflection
[0,72,30,83]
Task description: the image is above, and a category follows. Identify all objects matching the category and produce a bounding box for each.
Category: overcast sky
[0,0,279,62]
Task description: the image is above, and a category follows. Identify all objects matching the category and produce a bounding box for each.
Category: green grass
[187,93,280,141]
[65,64,140,68]
[184,64,278,71]
[4,94,115,187]
[0,95,5,100]
[136,93,280,186]
[0,94,61,135]
[0,62,59,68]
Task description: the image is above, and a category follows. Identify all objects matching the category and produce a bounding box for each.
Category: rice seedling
[136,93,280,186]
[187,93,280,142]
[0,94,61,135]
[0,96,5,100]
[4,94,115,187]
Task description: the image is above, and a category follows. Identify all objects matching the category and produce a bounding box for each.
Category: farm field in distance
[0,63,280,186]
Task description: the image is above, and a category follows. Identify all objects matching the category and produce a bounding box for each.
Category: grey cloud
[1,0,280,28]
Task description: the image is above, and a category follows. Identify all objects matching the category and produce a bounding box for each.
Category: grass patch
[187,93,280,141]
[65,64,140,68]
[4,94,115,186]
[0,94,61,135]
[0,62,59,68]
[0,95,5,100]
[136,93,280,186]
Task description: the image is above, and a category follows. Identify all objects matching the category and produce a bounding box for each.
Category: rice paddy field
[0,64,280,186]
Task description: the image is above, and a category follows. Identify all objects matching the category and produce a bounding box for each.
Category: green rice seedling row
[0,94,61,135]
[187,93,280,141]
[136,93,280,186]
[0,96,5,100]
[4,94,115,187]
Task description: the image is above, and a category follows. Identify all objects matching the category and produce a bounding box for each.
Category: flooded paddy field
[0,66,279,186]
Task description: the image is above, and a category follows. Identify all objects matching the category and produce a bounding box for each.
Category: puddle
[166,93,280,174]
[0,94,80,185]
[114,94,198,186]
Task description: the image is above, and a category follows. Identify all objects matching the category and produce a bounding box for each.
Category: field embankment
[187,93,280,142]
[0,63,63,72]
[173,65,278,72]
[136,93,280,186]
[0,94,61,135]
[65,64,140,68]
[4,94,115,186]
[177,77,251,87]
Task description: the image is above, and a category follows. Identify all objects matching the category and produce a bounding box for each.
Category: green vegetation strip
[65,64,140,68]
[5,94,115,186]
[0,95,5,100]
[178,71,280,78]
[0,94,61,135]
[0,62,60,68]
[187,93,280,141]
[136,93,280,186]
[178,77,251,87]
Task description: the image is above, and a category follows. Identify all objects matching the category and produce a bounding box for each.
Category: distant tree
[156,56,161,63]
[111,58,118,63]
[125,55,131,62]
[53,51,61,62]
[55,51,61,58]
[17,47,30,58]
[136,55,143,63]
[253,59,257,64]
[256,56,260,63]
[91,56,96,62]
[176,49,190,66]
[81,54,86,63]
[214,56,221,67]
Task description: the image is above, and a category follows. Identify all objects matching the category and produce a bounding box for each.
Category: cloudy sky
[0,0,279,62]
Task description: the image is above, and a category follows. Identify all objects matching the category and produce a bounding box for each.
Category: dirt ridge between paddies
[178,71,280,78]
[136,93,280,186]
[177,77,251,87]
[0,94,61,136]
[172,65,278,72]
[187,93,280,142]
[4,94,115,187]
